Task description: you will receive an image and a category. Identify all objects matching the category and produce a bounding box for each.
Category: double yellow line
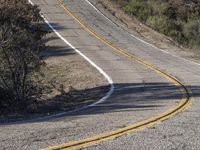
[44,1,192,149]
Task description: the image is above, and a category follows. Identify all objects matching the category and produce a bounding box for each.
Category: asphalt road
[1,0,200,149]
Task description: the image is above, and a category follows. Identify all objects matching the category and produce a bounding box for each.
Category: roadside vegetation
[0,0,108,117]
[114,0,200,50]
[0,0,46,113]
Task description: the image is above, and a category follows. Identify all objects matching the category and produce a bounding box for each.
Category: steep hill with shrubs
[114,0,200,49]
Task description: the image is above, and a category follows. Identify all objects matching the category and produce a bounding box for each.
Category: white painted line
[84,0,200,67]
[12,0,115,122]
[85,0,114,25]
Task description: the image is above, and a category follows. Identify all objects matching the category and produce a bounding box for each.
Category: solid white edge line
[18,0,114,121]
[85,0,114,24]
[84,0,200,67]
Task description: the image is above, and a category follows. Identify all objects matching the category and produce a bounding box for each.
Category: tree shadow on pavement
[1,22,199,124]
[41,45,75,59]
[1,82,199,125]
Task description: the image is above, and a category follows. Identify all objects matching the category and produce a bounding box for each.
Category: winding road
[1,0,200,149]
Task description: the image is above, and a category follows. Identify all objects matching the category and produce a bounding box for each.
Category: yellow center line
[43,1,192,149]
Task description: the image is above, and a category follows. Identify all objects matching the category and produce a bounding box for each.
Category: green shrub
[183,20,200,47]
[147,16,169,33]
[120,0,200,49]
[124,0,152,22]
[113,0,128,7]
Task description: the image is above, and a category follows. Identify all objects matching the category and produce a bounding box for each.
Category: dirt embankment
[38,32,109,114]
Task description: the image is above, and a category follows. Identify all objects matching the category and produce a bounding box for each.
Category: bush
[183,20,200,47]
[124,0,152,22]
[147,16,170,34]
[0,0,46,111]
[120,0,200,49]
[113,0,128,7]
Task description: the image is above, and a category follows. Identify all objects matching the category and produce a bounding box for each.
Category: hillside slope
[114,0,200,50]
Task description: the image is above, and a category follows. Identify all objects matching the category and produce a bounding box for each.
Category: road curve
[0,0,200,150]
[43,1,191,149]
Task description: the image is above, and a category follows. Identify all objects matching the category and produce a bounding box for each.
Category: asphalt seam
[42,1,192,150]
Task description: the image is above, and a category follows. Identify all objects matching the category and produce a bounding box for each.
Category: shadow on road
[1,82,198,125]
[0,22,198,125]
